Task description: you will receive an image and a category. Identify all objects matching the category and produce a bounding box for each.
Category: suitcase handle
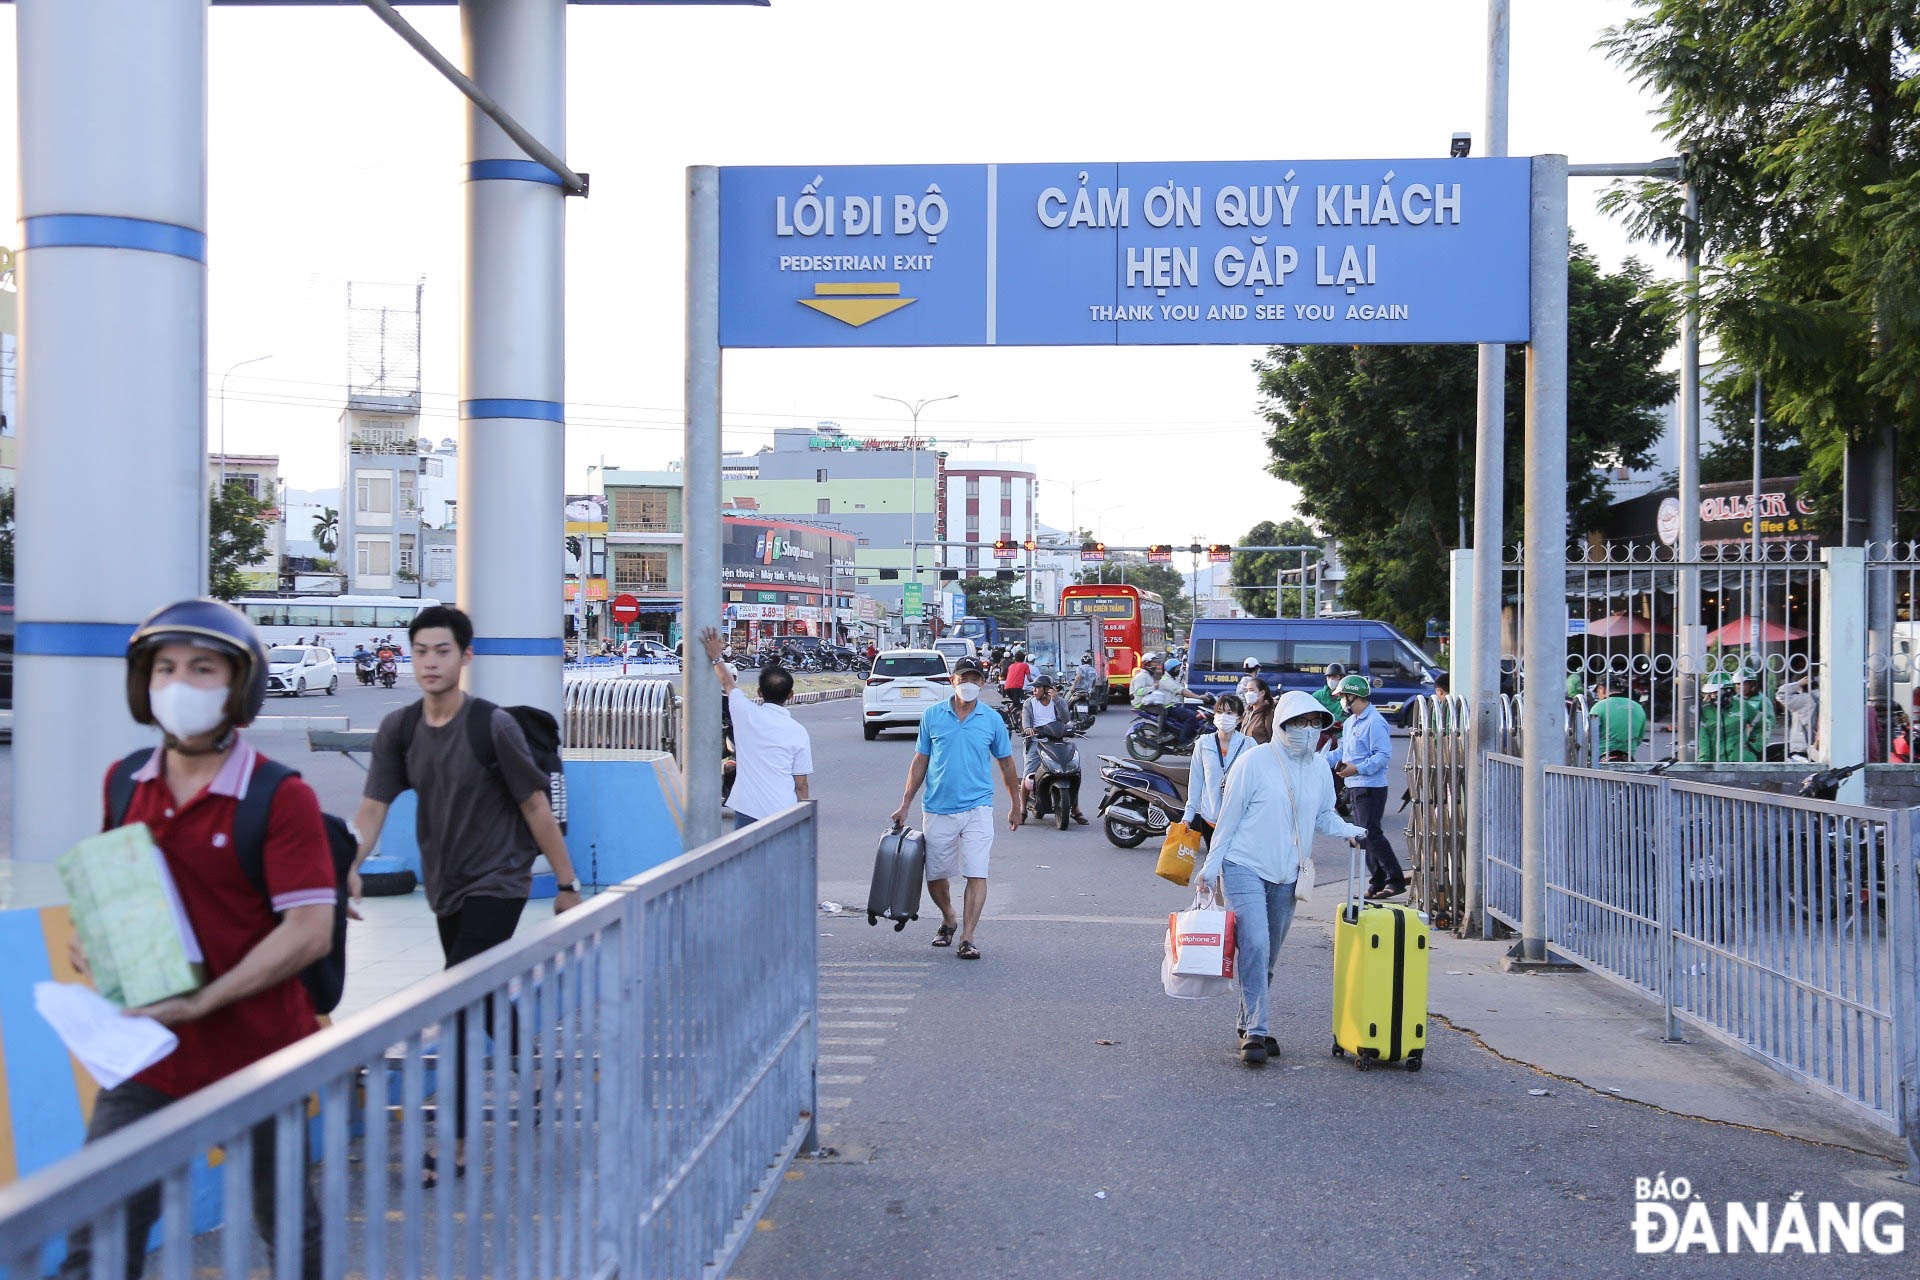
[1345,837,1365,925]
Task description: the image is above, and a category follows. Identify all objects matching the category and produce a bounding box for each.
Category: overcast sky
[0,0,1679,543]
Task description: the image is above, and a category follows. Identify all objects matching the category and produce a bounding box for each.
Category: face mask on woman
[1238,682,1260,702]
[1282,723,1318,756]
[1214,712,1240,733]
[150,680,230,741]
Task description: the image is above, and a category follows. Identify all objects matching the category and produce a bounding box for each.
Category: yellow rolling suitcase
[1332,844,1430,1071]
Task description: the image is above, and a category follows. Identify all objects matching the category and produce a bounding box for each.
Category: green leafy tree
[1254,244,1674,640]
[1229,518,1320,616]
[1599,2,1920,530]
[1698,372,1811,485]
[210,484,273,601]
[311,506,339,556]
[1073,556,1195,633]
[958,573,1031,628]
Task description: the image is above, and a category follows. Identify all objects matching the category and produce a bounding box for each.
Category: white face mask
[1214,713,1240,733]
[955,681,983,703]
[1283,724,1318,756]
[150,680,230,741]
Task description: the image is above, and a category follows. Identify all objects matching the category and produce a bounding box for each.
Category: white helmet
[1242,657,1260,672]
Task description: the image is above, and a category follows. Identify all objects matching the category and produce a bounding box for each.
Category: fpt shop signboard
[717,160,1531,348]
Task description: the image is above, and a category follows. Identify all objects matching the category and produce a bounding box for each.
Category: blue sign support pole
[1520,155,1570,964]
[12,0,209,870]
[459,0,568,716]
[683,166,724,850]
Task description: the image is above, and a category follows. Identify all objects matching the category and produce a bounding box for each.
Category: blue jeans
[1221,860,1298,1039]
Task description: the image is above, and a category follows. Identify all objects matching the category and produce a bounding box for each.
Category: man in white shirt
[699,628,814,829]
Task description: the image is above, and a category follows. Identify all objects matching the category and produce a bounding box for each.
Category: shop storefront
[722,518,855,645]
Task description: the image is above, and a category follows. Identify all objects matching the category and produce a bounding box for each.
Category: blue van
[1185,617,1444,726]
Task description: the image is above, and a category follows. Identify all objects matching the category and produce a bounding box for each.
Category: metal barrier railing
[1500,760,1917,1168]
[1406,695,1471,930]
[0,805,819,1279]
[563,675,678,755]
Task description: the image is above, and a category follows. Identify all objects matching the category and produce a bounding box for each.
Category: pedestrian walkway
[735,858,1918,1279]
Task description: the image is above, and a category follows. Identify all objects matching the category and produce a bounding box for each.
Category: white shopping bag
[1161,926,1233,999]
[1167,884,1235,978]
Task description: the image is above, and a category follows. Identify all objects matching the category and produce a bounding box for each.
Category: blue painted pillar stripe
[465,159,567,187]
[471,637,566,657]
[461,398,564,423]
[0,910,88,1180]
[22,213,207,263]
[17,622,137,657]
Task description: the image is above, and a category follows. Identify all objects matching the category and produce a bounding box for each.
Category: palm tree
[312,507,339,556]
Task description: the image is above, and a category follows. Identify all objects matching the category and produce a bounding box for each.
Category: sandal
[932,924,956,947]
[956,940,981,960]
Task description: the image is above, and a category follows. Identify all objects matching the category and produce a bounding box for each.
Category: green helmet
[1336,673,1373,699]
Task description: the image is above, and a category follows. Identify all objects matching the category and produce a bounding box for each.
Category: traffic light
[1146,544,1173,563]
[1022,538,1038,552]
[992,539,1017,560]
[1207,543,1232,563]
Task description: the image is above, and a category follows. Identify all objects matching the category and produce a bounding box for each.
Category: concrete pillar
[459,0,566,715]
[1520,154,1570,962]
[683,166,723,850]
[12,0,207,868]
[1820,547,1866,805]
[1448,548,1475,701]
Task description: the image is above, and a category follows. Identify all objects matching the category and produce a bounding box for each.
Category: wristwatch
[557,880,583,894]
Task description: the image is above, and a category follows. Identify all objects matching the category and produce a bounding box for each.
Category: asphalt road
[735,695,1918,1279]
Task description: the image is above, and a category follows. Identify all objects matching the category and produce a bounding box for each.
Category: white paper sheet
[33,981,178,1089]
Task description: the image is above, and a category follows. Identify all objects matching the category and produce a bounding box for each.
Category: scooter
[1785,762,1883,934]
[1096,753,1190,848]
[354,653,376,686]
[1066,688,1096,734]
[377,654,398,689]
[1024,719,1086,831]
[1124,700,1211,762]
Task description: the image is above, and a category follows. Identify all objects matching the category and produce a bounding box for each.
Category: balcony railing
[609,519,682,534]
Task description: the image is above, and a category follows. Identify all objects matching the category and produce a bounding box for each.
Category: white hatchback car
[862,649,952,740]
[266,645,339,697]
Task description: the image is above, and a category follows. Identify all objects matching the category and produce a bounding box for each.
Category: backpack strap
[106,748,157,828]
[463,696,500,773]
[230,758,299,904]
[391,700,428,792]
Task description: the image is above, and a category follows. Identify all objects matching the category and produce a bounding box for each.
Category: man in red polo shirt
[62,599,334,1280]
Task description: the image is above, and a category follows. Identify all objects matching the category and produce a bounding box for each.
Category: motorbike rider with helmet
[1020,676,1087,823]
[61,599,335,1279]
[1131,652,1198,741]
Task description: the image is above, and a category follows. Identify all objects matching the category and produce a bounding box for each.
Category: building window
[355,473,393,515]
[355,537,392,577]
[965,476,979,499]
[612,549,671,593]
[610,488,675,532]
[397,536,416,575]
[398,480,418,517]
[816,468,829,483]
[427,544,453,583]
[221,473,261,499]
[817,498,831,514]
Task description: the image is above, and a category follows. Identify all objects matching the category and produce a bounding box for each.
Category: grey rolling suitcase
[867,826,927,931]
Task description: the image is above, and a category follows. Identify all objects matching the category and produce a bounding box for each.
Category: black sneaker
[1263,1036,1280,1058]
[1240,1036,1268,1065]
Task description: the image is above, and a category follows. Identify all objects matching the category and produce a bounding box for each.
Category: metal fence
[1482,754,1919,1168]
[0,805,819,1280]
[562,676,678,755]
[1865,542,1920,764]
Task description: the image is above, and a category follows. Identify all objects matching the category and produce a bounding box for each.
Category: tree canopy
[209,484,273,601]
[1254,243,1674,640]
[957,573,1031,628]
[1228,518,1319,616]
[1599,1,1920,524]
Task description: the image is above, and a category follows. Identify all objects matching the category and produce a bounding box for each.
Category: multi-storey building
[209,452,283,594]
[337,397,457,598]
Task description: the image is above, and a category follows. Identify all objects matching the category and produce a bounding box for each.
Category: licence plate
[900,687,921,698]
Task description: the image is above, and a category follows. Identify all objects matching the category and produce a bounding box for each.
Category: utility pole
[875,393,957,645]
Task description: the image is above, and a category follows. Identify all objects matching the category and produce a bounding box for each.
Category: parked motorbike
[1096,753,1190,848]
[1023,719,1085,831]
[377,654,398,689]
[1124,700,1211,762]
[1784,762,1883,934]
[355,653,376,686]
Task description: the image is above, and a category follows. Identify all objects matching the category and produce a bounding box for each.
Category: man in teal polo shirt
[891,657,1022,961]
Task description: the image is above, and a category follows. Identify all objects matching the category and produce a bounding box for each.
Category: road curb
[789,685,860,706]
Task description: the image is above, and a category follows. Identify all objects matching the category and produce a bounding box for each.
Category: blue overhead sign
[717,159,1532,348]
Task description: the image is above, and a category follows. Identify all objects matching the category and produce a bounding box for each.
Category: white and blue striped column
[13,0,208,865]
[459,0,567,715]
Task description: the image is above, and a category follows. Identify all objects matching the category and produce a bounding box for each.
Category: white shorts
[922,805,995,881]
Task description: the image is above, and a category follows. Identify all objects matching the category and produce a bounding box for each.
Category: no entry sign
[610,594,641,625]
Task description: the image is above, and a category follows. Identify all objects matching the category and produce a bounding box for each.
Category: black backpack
[107,749,356,1015]
[395,697,567,834]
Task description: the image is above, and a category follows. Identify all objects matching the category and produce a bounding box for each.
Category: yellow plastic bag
[1155,823,1204,886]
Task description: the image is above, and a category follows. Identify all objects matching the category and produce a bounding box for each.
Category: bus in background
[1060,583,1167,702]
[233,595,444,657]
[1185,616,1443,726]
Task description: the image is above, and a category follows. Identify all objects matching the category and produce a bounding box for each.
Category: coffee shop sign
[808,434,933,452]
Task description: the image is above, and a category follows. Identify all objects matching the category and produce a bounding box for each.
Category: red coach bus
[1060,583,1167,700]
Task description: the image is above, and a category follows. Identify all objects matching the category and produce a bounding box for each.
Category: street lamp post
[875,393,958,643]
[218,354,272,492]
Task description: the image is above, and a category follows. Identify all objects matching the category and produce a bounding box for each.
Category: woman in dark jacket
[1238,676,1275,744]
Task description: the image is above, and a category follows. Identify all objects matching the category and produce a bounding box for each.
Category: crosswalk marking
[821,961,934,968]
[808,958,932,1135]
[820,1006,909,1015]
[820,1037,885,1046]
[819,1096,853,1109]
[818,1074,866,1085]
[821,1020,897,1028]
[819,1054,876,1064]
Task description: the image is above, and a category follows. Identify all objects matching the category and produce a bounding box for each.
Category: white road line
[819,1055,876,1064]
[820,1037,886,1046]
[820,962,934,969]
[818,1074,866,1085]
[819,1097,853,1109]
[818,990,919,997]
[821,1021,897,1029]
[820,1007,908,1015]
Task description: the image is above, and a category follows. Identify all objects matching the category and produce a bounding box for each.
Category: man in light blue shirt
[1329,674,1406,899]
[891,658,1022,961]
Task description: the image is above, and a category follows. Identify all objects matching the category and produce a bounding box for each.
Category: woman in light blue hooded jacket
[1199,688,1367,1065]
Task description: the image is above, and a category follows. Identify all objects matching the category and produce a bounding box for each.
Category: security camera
[1450,132,1472,158]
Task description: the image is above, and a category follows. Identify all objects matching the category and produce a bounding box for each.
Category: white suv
[266,645,338,697]
[862,649,952,740]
